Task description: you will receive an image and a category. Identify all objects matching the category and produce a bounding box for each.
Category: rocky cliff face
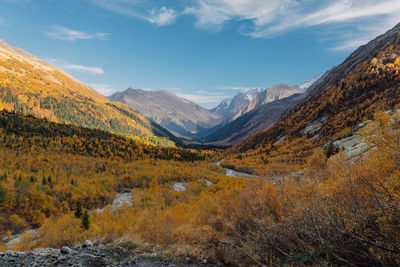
[109,89,220,138]
[231,84,306,121]
[210,88,263,121]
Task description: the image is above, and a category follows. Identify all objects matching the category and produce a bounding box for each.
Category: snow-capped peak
[244,88,263,101]
[299,73,323,90]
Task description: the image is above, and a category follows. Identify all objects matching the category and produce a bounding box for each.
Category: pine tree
[0,186,6,203]
[81,210,90,230]
[74,201,82,218]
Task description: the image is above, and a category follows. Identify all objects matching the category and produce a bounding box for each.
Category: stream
[217,159,255,178]
[96,192,133,212]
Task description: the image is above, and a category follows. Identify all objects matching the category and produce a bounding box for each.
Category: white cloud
[64,64,104,75]
[176,92,229,104]
[88,0,400,51]
[329,15,400,51]
[148,6,177,26]
[48,58,104,75]
[186,0,400,51]
[91,0,177,26]
[217,85,262,91]
[185,0,292,31]
[89,83,117,95]
[46,26,109,41]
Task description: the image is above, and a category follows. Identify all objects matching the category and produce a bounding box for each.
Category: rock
[60,246,73,254]
[173,183,186,192]
[300,116,328,136]
[0,245,210,266]
[83,240,93,247]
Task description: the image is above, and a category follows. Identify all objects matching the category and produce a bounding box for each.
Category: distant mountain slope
[0,110,205,161]
[109,88,220,138]
[200,76,323,146]
[202,93,305,146]
[0,40,170,140]
[231,83,307,121]
[210,88,262,121]
[225,23,400,175]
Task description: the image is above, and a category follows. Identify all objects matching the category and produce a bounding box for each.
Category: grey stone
[60,246,73,254]
[82,240,93,247]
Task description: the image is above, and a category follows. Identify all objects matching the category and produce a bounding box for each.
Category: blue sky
[1,0,400,108]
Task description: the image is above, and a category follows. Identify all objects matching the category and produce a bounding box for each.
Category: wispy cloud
[217,85,262,91]
[185,0,400,51]
[48,59,104,75]
[89,83,116,95]
[46,26,109,41]
[91,0,177,26]
[176,91,229,104]
[87,0,400,51]
[64,64,104,75]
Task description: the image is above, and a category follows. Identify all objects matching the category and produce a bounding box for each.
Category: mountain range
[0,38,322,147]
[199,76,325,146]
[3,20,396,154]
[109,76,322,144]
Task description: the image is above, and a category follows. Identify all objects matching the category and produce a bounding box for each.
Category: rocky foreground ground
[0,241,216,267]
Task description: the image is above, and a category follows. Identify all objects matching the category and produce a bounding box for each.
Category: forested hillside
[0,110,215,239]
[0,40,172,142]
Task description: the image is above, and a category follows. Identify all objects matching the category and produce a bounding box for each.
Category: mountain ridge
[224,23,400,175]
[109,88,220,138]
[199,76,323,146]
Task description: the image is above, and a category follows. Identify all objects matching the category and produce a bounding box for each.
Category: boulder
[60,246,73,254]
[83,240,93,247]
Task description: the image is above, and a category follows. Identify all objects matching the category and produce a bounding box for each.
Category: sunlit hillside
[0,40,173,145]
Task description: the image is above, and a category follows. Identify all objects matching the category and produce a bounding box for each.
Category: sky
[1,0,400,109]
